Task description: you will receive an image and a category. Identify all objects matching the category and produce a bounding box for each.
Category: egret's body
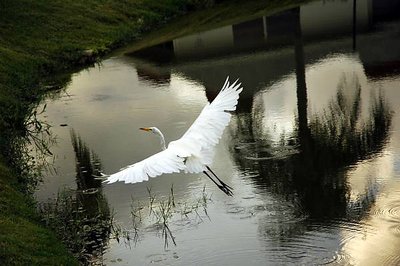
[105,77,242,195]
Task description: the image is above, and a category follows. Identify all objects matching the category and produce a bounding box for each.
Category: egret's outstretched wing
[105,77,242,183]
[105,148,185,184]
[170,77,242,156]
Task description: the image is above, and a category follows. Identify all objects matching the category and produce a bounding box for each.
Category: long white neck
[153,127,166,150]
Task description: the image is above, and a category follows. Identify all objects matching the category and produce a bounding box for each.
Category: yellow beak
[139,127,151,132]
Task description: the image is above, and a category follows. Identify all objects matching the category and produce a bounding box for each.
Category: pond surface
[35,0,400,265]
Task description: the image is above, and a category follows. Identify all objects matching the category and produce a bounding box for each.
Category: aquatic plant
[128,185,212,248]
[38,184,212,264]
[38,188,112,265]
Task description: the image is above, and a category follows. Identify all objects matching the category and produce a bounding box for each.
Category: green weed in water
[129,185,212,248]
[38,185,212,263]
[38,188,112,265]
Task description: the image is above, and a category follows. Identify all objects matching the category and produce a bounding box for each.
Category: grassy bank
[0,0,204,90]
[0,1,207,153]
[0,160,78,265]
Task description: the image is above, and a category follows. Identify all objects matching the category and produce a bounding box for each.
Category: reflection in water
[130,0,400,93]
[233,68,392,219]
[231,71,392,264]
[0,67,73,193]
[70,130,111,265]
[40,131,111,265]
[229,4,392,259]
[309,77,391,168]
[46,129,215,261]
[128,185,213,249]
[71,130,103,193]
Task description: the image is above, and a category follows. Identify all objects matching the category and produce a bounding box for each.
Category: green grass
[0,160,78,265]
[0,0,201,93]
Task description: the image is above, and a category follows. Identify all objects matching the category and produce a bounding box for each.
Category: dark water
[35,0,400,265]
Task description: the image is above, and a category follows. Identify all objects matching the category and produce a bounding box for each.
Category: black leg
[203,171,233,196]
[206,166,233,190]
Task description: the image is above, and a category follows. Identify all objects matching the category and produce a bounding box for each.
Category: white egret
[104,77,242,196]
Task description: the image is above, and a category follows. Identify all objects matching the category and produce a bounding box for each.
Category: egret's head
[140,127,160,135]
[139,127,166,150]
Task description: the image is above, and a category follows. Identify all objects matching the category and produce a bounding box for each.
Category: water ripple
[382,255,400,266]
[235,142,299,161]
[389,224,400,237]
[372,199,400,223]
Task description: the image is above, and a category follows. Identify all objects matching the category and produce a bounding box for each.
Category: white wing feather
[169,77,243,155]
[105,77,242,184]
[105,148,185,184]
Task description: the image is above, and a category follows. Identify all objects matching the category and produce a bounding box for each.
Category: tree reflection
[69,130,112,265]
[71,130,103,193]
[40,131,112,265]
[308,78,391,168]
[230,7,392,227]
[294,77,391,219]
[231,76,391,248]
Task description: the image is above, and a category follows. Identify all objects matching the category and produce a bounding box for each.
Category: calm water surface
[35,0,400,265]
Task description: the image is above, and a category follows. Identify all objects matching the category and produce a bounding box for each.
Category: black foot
[203,170,233,196]
[218,183,233,196]
[206,166,233,190]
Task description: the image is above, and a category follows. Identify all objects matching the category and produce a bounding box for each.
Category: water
[35,0,400,265]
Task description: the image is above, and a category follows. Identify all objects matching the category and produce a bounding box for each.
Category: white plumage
[104,77,242,195]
